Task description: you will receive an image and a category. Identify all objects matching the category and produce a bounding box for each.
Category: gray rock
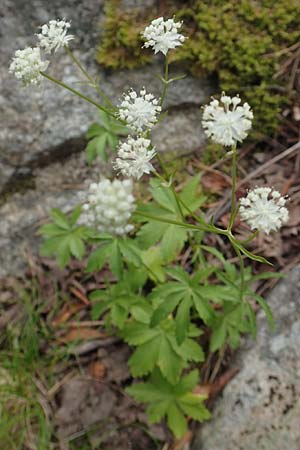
[193,267,300,450]
[0,0,212,192]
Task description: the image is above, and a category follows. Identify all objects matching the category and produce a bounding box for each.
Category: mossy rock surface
[97,0,300,135]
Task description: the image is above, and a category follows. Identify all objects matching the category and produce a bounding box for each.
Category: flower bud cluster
[239,187,289,234]
[118,89,161,134]
[9,47,49,86]
[36,19,74,53]
[202,94,253,147]
[142,17,186,55]
[9,19,73,86]
[114,137,156,179]
[82,179,135,236]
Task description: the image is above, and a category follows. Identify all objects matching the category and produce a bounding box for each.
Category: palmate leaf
[121,310,204,385]
[39,206,89,268]
[136,176,205,262]
[210,302,252,352]
[90,282,147,329]
[127,369,211,438]
[149,266,237,345]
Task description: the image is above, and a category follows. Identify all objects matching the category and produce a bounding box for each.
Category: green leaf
[86,244,111,272]
[141,247,166,283]
[175,298,192,345]
[179,393,211,421]
[86,123,106,139]
[167,403,187,438]
[158,336,183,385]
[250,292,275,330]
[210,322,226,352]
[151,295,181,328]
[70,206,82,227]
[245,302,257,338]
[109,239,123,279]
[161,225,188,262]
[129,338,159,377]
[50,208,70,230]
[111,303,127,329]
[126,369,210,438]
[180,174,206,213]
[69,235,85,259]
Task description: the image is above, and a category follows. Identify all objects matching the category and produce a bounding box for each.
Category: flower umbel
[114,137,156,179]
[142,17,186,55]
[202,94,253,147]
[82,179,135,236]
[36,19,74,53]
[239,187,289,234]
[118,89,161,134]
[9,47,49,86]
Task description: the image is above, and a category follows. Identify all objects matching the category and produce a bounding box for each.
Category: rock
[55,375,117,438]
[192,267,300,450]
[0,0,212,192]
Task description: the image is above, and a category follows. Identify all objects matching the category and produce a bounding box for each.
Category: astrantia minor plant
[10,16,289,438]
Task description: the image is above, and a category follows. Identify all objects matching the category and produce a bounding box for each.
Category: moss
[97,0,300,135]
[96,0,152,69]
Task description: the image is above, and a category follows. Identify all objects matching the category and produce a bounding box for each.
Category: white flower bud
[82,179,135,236]
[141,17,186,55]
[239,187,289,234]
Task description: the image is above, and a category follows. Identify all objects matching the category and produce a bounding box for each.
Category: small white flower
[202,94,253,147]
[36,19,74,53]
[9,47,49,86]
[114,136,156,179]
[118,88,161,134]
[239,187,289,234]
[82,179,135,236]
[142,17,186,55]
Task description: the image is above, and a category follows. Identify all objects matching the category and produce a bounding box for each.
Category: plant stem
[154,155,185,221]
[64,46,114,108]
[160,54,169,108]
[40,71,114,116]
[228,144,237,231]
[134,211,205,232]
[232,243,245,302]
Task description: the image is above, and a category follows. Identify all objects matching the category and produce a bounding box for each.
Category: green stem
[239,230,259,245]
[154,155,185,221]
[232,243,245,302]
[134,211,205,232]
[40,71,114,116]
[160,54,169,108]
[228,144,237,231]
[64,46,114,108]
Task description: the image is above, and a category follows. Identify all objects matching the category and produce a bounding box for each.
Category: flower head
[239,187,289,234]
[114,137,156,179]
[118,88,161,134]
[36,19,74,53]
[142,17,186,55]
[82,179,135,236]
[202,94,253,147]
[9,47,49,86]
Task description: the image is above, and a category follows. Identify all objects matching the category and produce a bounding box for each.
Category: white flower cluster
[202,94,253,147]
[142,17,186,55]
[10,19,73,86]
[114,137,156,179]
[82,179,135,236]
[36,19,74,53]
[239,187,289,234]
[118,89,161,134]
[9,47,49,86]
